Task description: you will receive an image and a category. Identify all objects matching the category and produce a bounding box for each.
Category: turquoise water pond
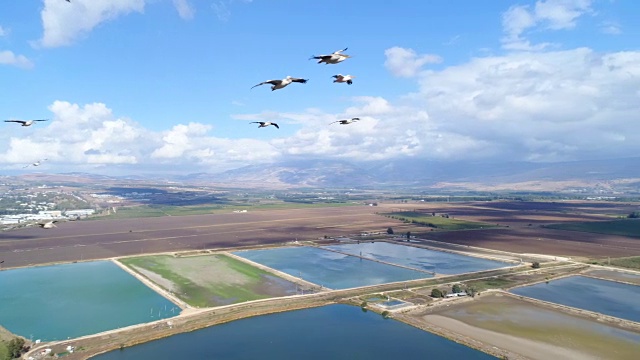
[0,261,177,341]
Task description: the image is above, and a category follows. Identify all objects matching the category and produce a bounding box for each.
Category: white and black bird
[251,76,308,91]
[251,121,279,129]
[332,74,355,85]
[38,220,59,229]
[23,159,48,168]
[4,119,49,127]
[330,117,360,125]
[310,47,351,64]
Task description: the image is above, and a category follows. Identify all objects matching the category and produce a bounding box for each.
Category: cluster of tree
[431,284,477,298]
[3,337,27,360]
[384,215,440,228]
[531,262,541,269]
[628,211,640,219]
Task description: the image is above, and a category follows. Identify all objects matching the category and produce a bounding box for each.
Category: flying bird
[310,47,351,64]
[23,159,48,168]
[330,117,360,125]
[4,119,49,127]
[251,122,279,129]
[38,220,60,229]
[332,74,355,85]
[251,76,308,91]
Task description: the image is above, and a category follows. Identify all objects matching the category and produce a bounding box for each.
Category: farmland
[381,211,493,230]
[120,255,297,307]
[543,219,640,238]
[2,200,640,269]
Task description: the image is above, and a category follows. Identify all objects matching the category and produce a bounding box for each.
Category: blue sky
[1,0,639,175]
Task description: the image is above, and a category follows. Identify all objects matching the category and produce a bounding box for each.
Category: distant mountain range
[178,157,640,193]
[6,157,640,193]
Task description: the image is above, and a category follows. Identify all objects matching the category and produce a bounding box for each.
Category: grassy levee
[382,211,493,230]
[27,263,585,360]
[543,219,640,238]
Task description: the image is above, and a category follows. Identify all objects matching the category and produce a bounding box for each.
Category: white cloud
[384,47,442,78]
[411,47,640,161]
[0,50,34,68]
[38,0,146,48]
[0,26,7,37]
[211,0,252,21]
[502,0,593,50]
[152,123,212,159]
[0,100,280,172]
[600,21,622,35]
[173,0,195,20]
[255,48,640,164]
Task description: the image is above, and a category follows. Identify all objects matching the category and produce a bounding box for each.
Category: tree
[406,231,411,240]
[386,227,394,235]
[466,286,477,298]
[6,337,26,359]
[531,262,541,269]
[381,310,390,319]
[452,284,462,294]
[628,211,640,219]
[431,288,443,298]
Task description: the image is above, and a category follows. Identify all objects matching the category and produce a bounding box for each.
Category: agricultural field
[99,202,357,220]
[382,211,493,230]
[588,256,640,271]
[377,201,640,259]
[543,219,640,238]
[120,254,298,307]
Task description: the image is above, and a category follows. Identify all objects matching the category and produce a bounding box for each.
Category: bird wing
[332,74,344,79]
[290,78,308,84]
[250,122,264,125]
[352,117,360,120]
[329,121,340,125]
[33,119,49,122]
[310,55,331,60]
[272,123,279,129]
[334,47,348,54]
[4,120,27,125]
[251,80,280,89]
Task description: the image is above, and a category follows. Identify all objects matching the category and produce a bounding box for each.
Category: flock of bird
[247,47,361,129]
[5,1,361,170]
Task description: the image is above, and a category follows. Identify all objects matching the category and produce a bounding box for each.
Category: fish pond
[325,242,512,274]
[92,304,495,360]
[233,246,429,289]
[511,275,640,322]
[0,261,176,341]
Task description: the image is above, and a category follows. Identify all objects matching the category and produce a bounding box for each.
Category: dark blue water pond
[92,304,495,359]
[326,242,511,274]
[234,246,429,289]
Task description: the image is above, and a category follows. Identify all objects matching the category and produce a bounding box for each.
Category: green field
[382,211,493,230]
[589,256,640,270]
[120,254,297,307]
[544,219,640,238]
[98,202,356,219]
